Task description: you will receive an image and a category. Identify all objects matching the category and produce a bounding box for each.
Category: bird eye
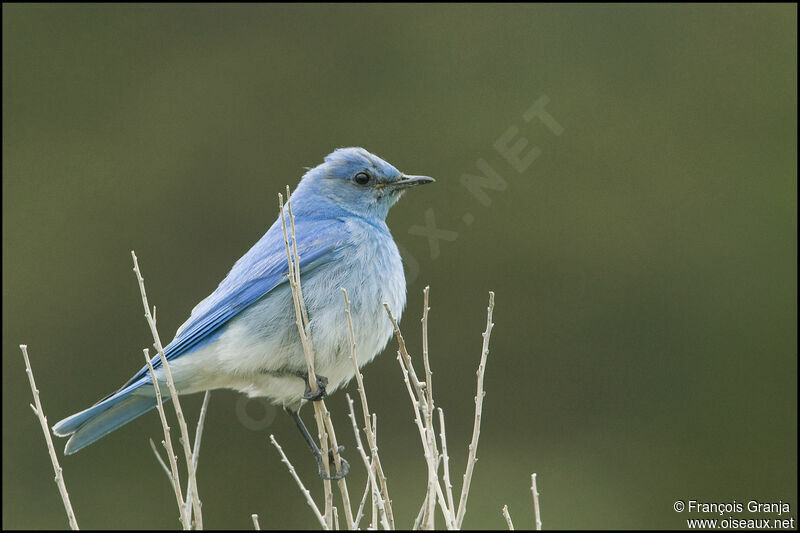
[354,172,371,185]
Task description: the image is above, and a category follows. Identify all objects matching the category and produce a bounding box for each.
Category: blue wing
[121,214,347,388]
[53,214,348,454]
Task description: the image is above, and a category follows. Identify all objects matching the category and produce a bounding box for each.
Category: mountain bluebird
[53,147,434,478]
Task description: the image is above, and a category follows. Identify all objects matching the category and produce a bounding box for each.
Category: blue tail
[52,381,164,455]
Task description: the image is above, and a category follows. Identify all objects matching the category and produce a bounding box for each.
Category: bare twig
[131,251,203,528]
[270,434,327,529]
[149,438,175,490]
[531,473,542,530]
[412,498,426,530]
[278,190,350,527]
[144,349,186,528]
[353,470,372,529]
[455,291,495,528]
[383,304,426,400]
[385,298,456,530]
[345,395,390,530]
[192,391,212,474]
[20,345,79,530]
[502,505,515,530]
[321,403,354,529]
[438,408,455,519]
[278,191,318,392]
[420,287,437,529]
[421,286,433,410]
[342,288,394,528]
[279,190,335,525]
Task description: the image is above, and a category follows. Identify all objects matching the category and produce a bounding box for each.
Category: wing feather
[120,216,345,388]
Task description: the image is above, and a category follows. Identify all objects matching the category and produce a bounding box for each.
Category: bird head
[292,147,434,220]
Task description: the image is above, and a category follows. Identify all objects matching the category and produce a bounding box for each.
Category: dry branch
[20,345,79,530]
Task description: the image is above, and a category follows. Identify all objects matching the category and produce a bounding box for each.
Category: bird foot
[285,407,350,480]
[316,446,350,480]
[299,372,328,402]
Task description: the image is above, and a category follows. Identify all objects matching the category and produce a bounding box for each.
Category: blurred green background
[3,4,796,529]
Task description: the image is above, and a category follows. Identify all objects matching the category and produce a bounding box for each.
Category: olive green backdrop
[3,4,796,530]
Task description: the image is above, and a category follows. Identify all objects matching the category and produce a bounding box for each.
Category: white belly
[161,219,406,409]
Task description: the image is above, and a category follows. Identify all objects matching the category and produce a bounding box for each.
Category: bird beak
[385,174,436,191]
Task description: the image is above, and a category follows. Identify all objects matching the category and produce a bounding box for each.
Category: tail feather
[52,384,164,455]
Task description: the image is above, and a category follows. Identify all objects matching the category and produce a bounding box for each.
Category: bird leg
[297,371,329,402]
[285,407,350,480]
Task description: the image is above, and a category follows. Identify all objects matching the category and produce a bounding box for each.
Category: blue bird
[53,147,434,478]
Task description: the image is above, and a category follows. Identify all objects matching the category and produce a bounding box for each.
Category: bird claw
[300,373,329,402]
[316,446,350,480]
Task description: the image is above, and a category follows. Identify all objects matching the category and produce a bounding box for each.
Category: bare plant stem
[270,435,328,529]
[192,391,212,474]
[353,465,372,528]
[278,190,351,528]
[385,300,456,530]
[19,345,79,530]
[455,291,495,529]
[131,251,203,528]
[149,438,176,490]
[144,348,188,529]
[345,395,390,530]
[420,287,437,529]
[532,473,542,530]
[502,504,515,530]
[438,408,456,518]
[342,288,394,528]
[322,403,354,528]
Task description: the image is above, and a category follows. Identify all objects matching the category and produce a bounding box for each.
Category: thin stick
[420,287,437,529]
[149,392,210,522]
[144,349,188,529]
[422,286,434,416]
[342,288,394,528]
[20,345,79,530]
[396,352,431,460]
[531,473,542,530]
[414,486,449,531]
[192,390,212,473]
[438,408,456,519]
[184,390,212,523]
[149,438,176,490]
[353,470,372,529]
[321,404,354,529]
[413,498,426,530]
[346,395,390,530]
[286,185,311,331]
[370,413,378,531]
[279,191,346,527]
[316,408,334,529]
[435,478,456,530]
[251,513,261,530]
[131,251,202,528]
[385,303,448,530]
[383,304,426,400]
[270,434,328,529]
[455,291,495,528]
[278,192,319,391]
[502,505,515,530]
